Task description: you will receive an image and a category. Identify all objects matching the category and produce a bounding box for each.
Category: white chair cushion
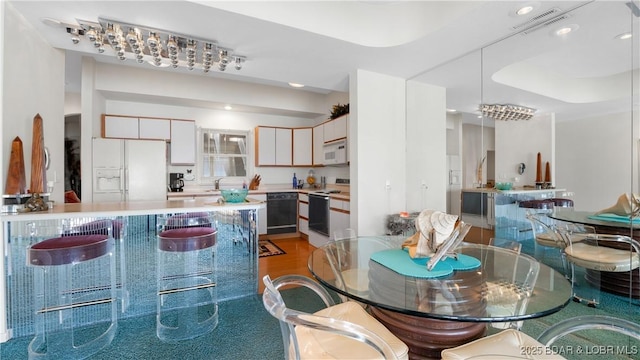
[293,301,409,360]
[341,268,370,295]
[565,242,640,272]
[441,329,565,360]
[536,233,561,248]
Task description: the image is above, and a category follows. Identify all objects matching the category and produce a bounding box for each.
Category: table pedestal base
[370,307,486,360]
[586,269,640,299]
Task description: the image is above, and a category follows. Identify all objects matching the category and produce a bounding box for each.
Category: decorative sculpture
[4,136,27,194]
[595,193,640,218]
[30,114,47,193]
[402,210,472,271]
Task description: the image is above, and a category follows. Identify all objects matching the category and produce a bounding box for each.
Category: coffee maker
[169,173,185,192]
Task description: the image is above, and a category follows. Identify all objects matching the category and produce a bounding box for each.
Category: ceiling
[8,1,640,122]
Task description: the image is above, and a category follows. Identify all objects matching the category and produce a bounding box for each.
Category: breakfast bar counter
[0,199,265,343]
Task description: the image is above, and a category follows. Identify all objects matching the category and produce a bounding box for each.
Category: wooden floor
[258,236,315,293]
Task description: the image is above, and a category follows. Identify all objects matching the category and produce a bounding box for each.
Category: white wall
[2,2,65,203]
[406,81,447,213]
[351,69,407,236]
[556,111,635,211]
[494,113,554,186]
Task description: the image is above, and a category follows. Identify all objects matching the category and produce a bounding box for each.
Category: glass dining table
[308,236,572,359]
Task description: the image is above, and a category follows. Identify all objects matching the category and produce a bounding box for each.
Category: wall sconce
[480,104,536,121]
[62,17,246,73]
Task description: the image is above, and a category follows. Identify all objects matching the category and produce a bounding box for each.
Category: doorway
[64,114,81,201]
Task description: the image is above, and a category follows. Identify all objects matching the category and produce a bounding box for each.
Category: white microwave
[323,140,347,165]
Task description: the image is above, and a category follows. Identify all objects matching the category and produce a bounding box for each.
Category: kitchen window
[200,128,249,182]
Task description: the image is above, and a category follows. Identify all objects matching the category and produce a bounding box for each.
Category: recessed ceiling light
[616,32,633,40]
[516,6,534,16]
[224,105,233,110]
[288,82,305,88]
[446,108,457,113]
[554,24,578,37]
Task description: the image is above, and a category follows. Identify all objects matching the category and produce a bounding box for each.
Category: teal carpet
[0,286,328,360]
[1,281,638,359]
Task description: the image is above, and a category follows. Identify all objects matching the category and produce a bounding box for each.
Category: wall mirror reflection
[416,0,639,314]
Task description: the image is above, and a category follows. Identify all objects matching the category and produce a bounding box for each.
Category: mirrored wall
[416,0,639,329]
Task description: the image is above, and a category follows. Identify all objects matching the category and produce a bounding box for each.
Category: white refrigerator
[92,138,167,202]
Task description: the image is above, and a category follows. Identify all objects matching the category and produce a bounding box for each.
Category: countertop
[0,197,265,221]
[167,183,351,201]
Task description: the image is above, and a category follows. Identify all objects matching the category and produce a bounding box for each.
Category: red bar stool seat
[157,225,218,342]
[27,234,117,359]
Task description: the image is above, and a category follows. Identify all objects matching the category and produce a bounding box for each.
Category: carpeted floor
[1,284,638,359]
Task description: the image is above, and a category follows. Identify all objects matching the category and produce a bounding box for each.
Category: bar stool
[64,218,129,312]
[519,199,557,265]
[157,221,218,342]
[549,198,574,208]
[27,233,117,359]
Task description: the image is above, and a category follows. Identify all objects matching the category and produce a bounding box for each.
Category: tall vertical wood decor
[4,137,27,194]
[30,114,47,193]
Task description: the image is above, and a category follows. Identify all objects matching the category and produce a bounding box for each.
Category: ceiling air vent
[520,14,572,35]
[511,8,561,30]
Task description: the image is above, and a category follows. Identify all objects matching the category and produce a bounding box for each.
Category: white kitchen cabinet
[298,193,309,235]
[256,127,276,165]
[293,128,312,166]
[312,124,324,166]
[275,128,292,165]
[103,115,139,139]
[253,194,268,235]
[170,120,196,165]
[324,115,348,143]
[329,198,350,239]
[255,126,292,166]
[139,117,171,140]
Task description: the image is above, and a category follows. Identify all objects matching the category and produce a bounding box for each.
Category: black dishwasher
[266,192,298,234]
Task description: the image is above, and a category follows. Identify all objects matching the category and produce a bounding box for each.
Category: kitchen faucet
[214,177,225,190]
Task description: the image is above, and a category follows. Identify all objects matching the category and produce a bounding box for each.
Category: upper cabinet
[323,115,348,143]
[170,120,196,165]
[102,115,140,139]
[293,128,312,166]
[102,114,172,141]
[255,126,292,166]
[139,118,171,140]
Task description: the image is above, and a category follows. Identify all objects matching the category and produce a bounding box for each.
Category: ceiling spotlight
[554,24,578,37]
[288,82,305,88]
[616,32,633,40]
[234,57,244,70]
[67,27,81,44]
[516,6,534,16]
[224,105,233,110]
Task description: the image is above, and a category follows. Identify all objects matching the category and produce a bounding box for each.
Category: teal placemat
[442,254,482,271]
[370,249,480,279]
[588,213,640,224]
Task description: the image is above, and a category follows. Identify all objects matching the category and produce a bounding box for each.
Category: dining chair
[326,230,389,301]
[555,226,640,308]
[261,274,409,360]
[524,211,594,276]
[483,241,539,331]
[441,315,640,360]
